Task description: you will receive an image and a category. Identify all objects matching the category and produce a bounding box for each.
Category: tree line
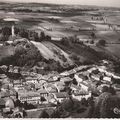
[0,26,51,42]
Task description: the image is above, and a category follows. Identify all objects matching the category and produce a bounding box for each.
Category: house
[68,69,76,75]
[13,66,20,73]
[79,82,89,92]
[60,77,72,84]
[18,91,40,104]
[26,77,39,84]
[35,83,43,90]
[54,82,65,92]
[0,73,7,78]
[53,92,69,103]
[103,76,111,82]
[52,75,60,81]
[45,83,58,93]
[48,76,58,82]
[14,85,24,91]
[87,67,97,73]
[60,71,69,77]
[21,71,30,76]
[0,89,17,100]
[38,89,49,98]
[1,84,9,92]
[72,91,91,101]
[13,80,24,91]
[74,73,88,84]
[70,84,81,94]
[91,74,101,81]
[112,74,120,79]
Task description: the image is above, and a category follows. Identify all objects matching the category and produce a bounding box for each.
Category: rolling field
[0,3,120,59]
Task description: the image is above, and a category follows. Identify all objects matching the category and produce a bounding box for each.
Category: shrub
[97,40,106,46]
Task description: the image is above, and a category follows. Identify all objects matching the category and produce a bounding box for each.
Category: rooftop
[37,89,48,94]
[71,84,81,90]
[19,91,40,98]
[60,77,72,82]
[55,92,69,98]
[73,90,89,96]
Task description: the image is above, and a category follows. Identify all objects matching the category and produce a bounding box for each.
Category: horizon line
[1,0,120,8]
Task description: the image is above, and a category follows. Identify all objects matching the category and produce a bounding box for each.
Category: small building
[5,98,15,109]
[14,85,24,92]
[0,91,10,99]
[91,74,100,81]
[70,84,81,94]
[54,82,65,92]
[87,67,97,73]
[72,91,91,101]
[60,77,72,84]
[53,92,69,103]
[38,89,49,98]
[1,84,9,92]
[18,91,40,104]
[74,73,88,84]
[60,71,69,77]
[0,74,7,79]
[79,82,89,92]
[35,83,43,90]
[103,76,111,82]
[26,77,39,84]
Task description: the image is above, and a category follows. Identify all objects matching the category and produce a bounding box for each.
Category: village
[0,59,120,118]
[0,1,120,118]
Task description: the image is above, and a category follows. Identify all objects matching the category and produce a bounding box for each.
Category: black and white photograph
[0,0,120,118]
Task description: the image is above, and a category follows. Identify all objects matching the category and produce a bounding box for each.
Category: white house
[26,77,39,84]
[79,82,89,92]
[18,91,40,104]
[53,92,69,103]
[74,73,83,83]
[103,76,111,82]
[72,91,91,101]
[70,84,81,94]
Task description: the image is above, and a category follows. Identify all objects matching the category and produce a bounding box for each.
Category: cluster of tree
[43,59,63,72]
[70,53,81,65]
[96,39,106,47]
[0,40,42,68]
[0,27,51,42]
[14,43,42,67]
[13,9,33,12]
[60,35,83,47]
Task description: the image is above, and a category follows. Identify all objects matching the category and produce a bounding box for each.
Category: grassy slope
[31,41,73,66]
[51,41,101,63]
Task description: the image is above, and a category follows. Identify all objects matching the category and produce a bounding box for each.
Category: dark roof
[55,92,69,98]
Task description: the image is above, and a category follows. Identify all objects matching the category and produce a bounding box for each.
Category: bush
[61,37,72,47]
[97,40,106,46]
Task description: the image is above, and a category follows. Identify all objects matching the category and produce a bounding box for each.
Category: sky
[1,0,120,7]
